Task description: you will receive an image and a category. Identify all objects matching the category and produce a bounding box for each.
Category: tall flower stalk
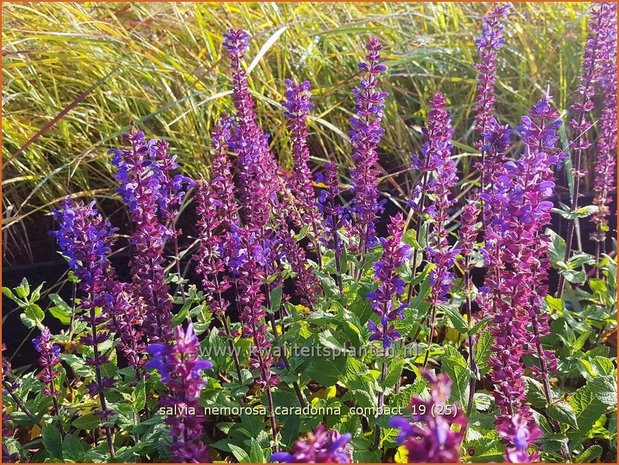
[195,118,242,382]
[558,2,615,296]
[349,37,388,257]
[32,327,64,436]
[283,79,324,262]
[146,322,212,462]
[367,213,410,445]
[51,198,116,457]
[474,3,511,192]
[456,196,481,415]
[416,93,458,366]
[226,224,280,450]
[479,94,565,462]
[590,3,617,271]
[110,126,178,343]
[317,162,346,296]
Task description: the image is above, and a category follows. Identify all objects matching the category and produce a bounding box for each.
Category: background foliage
[2,1,591,264]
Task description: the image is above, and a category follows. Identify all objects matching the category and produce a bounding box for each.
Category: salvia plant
[1,3,617,464]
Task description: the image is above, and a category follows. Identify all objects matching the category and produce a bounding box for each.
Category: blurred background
[2,2,595,268]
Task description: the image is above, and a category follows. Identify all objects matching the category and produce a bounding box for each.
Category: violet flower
[283,79,322,228]
[316,162,346,294]
[474,3,511,192]
[559,2,616,294]
[478,94,565,461]
[223,29,282,229]
[110,125,175,343]
[367,213,411,348]
[270,425,352,463]
[474,3,511,142]
[107,281,145,373]
[389,372,467,463]
[51,198,116,455]
[349,37,388,252]
[591,3,617,252]
[32,327,62,398]
[423,93,458,307]
[146,322,212,463]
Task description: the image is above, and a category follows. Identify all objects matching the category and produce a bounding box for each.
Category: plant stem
[88,305,115,458]
[373,360,388,448]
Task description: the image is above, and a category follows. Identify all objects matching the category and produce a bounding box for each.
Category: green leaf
[467,316,491,336]
[248,438,266,463]
[49,293,73,325]
[72,414,101,430]
[575,445,603,462]
[62,434,84,462]
[228,443,250,463]
[569,383,605,434]
[442,304,468,334]
[42,425,63,460]
[441,348,469,407]
[16,278,30,299]
[525,377,548,409]
[590,375,617,406]
[547,401,578,430]
[20,303,45,329]
[134,379,146,411]
[475,331,493,376]
[383,359,404,390]
[269,285,283,315]
[546,228,566,267]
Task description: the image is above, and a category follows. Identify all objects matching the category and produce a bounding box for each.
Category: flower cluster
[474,3,511,141]
[270,426,353,463]
[223,29,282,229]
[32,327,61,398]
[51,198,117,454]
[195,119,237,317]
[419,93,458,306]
[591,2,617,243]
[367,213,411,348]
[146,322,212,462]
[225,224,279,389]
[389,372,467,463]
[479,94,565,461]
[110,126,183,343]
[349,37,388,251]
[283,79,322,229]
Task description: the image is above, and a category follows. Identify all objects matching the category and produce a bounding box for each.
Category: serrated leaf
[525,377,548,409]
[269,285,283,315]
[570,384,605,434]
[590,375,617,406]
[42,425,63,460]
[547,401,578,430]
[576,445,603,462]
[62,434,84,462]
[475,331,493,376]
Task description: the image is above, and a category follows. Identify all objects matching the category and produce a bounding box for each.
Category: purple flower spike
[421,93,458,306]
[479,93,565,460]
[283,79,323,232]
[270,425,353,463]
[390,371,467,463]
[474,3,511,142]
[145,322,212,463]
[367,213,410,348]
[32,327,61,399]
[110,125,177,343]
[591,3,617,246]
[349,37,388,252]
[224,29,282,229]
